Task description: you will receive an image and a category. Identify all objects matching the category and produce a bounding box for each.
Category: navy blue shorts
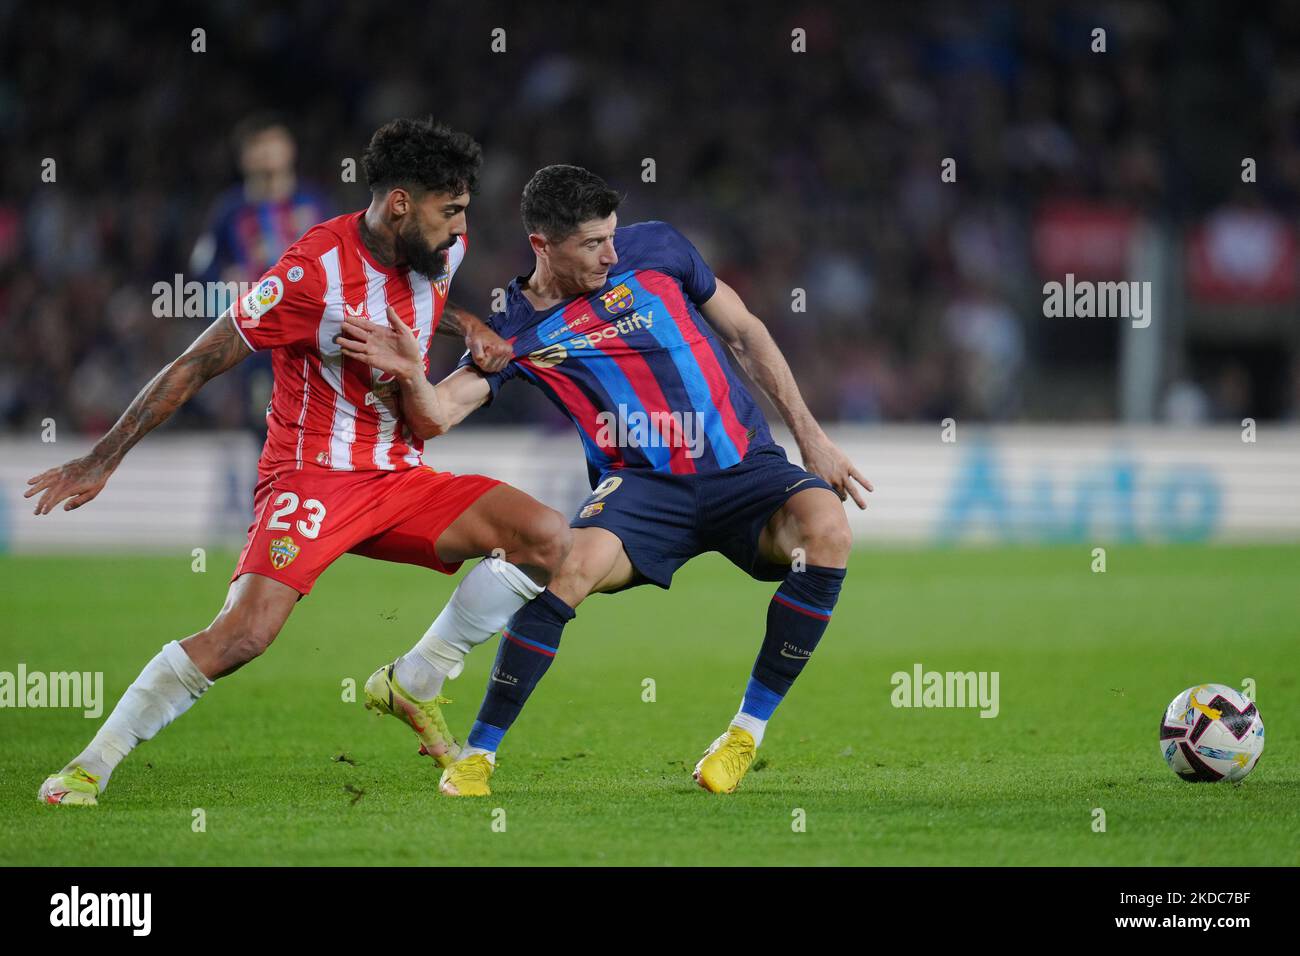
[569,444,835,590]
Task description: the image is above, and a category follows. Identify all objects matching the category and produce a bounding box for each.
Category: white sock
[730,710,767,748]
[66,640,212,791]
[459,745,496,764]
[394,557,544,699]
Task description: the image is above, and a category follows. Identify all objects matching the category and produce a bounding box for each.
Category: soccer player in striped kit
[344,165,872,796]
[27,119,572,805]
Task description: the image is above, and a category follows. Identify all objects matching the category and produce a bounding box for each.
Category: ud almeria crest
[269,535,300,570]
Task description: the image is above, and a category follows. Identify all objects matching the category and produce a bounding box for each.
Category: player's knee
[208,618,280,666]
[801,508,853,566]
[551,537,615,604]
[236,624,280,662]
[517,507,572,578]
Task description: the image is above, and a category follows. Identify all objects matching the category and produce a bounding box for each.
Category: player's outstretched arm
[335,307,492,439]
[438,300,513,373]
[424,366,494,436]
[25,312,252,515]
[701,278,872,509]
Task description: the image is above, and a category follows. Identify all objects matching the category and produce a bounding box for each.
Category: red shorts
[232,466,501,595]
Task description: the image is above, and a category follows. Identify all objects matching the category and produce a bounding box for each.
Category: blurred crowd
[3,0,1299,438]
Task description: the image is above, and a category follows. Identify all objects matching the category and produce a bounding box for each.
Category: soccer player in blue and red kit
[342,165,871,796]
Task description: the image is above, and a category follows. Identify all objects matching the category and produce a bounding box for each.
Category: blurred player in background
[26,119,568,806]
[190,113,332,284]
[341,164,871,797]
[190,114,334,431]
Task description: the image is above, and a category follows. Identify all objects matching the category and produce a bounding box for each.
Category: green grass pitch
[1,544,1296,866]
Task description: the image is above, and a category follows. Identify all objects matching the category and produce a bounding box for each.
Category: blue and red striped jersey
[463,221,773,486]
[192,185,332,282]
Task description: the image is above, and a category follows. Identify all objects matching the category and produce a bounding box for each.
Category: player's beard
[398,219,451,278]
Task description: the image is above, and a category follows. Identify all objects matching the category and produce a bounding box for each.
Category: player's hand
[24,453,117,515]
[799,434,873,509]
[336,307,424,381]
[463,318,512,374]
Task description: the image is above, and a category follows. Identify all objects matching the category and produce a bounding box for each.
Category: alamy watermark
[1,664,103,718]
[1042,273,1151,328]
[153,274,256,318]
[595,403,704,458]
[152,273,285,328]
[49,886,150,936]
[890,663,999,718]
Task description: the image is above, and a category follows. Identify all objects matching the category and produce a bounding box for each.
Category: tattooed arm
[25,313,251,514]
[436,299,512,373]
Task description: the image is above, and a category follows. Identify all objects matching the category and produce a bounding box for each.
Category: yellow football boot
[693,726,757,794]
[363,662,461,768]
[438,753,495,797]
[38,765,100,806]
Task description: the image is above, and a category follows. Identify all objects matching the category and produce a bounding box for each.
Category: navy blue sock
[467,589,575,752]
[741,565,846,720]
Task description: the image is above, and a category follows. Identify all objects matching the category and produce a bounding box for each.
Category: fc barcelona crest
[600,284,633,314]
[269,535,300,570]
[579,501,605,519]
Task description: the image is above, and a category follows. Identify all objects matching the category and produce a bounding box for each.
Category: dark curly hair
[521,165,622,240]
[362,118,482,197]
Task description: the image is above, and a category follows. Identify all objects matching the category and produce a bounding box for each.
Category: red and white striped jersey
[229,211,467,475]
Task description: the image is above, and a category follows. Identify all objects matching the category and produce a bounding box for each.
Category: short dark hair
[232,112,290,151]
[362,118,482,197]
[521,165,622,240]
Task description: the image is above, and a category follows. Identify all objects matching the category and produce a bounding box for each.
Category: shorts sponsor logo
[579,501,605,518]
[601,283,634,314]
[269,535,300,570]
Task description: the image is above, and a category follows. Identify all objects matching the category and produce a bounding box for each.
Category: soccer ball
[1159,684,1264,783]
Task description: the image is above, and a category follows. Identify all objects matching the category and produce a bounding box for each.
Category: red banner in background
[1032,201,1137,280]
[1187,207,1297,304]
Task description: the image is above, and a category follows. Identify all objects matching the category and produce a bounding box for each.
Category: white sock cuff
[731,710,767,747]
[412,636,468,680]
[418,557,543,663]
[162,641,212,697]
[484,557,544,600]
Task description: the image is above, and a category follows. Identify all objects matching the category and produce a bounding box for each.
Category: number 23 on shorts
[265,491,327,539]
